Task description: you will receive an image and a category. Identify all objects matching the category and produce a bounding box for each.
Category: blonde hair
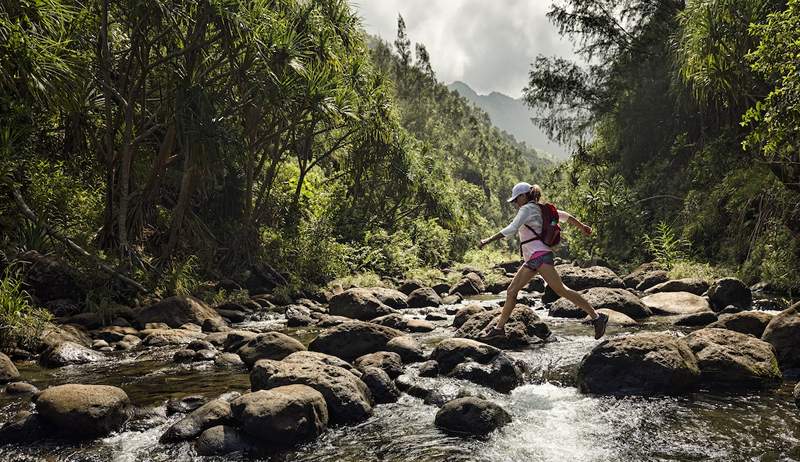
[528,184,543,203]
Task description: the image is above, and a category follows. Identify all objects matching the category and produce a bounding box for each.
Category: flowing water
[1,297,798,462]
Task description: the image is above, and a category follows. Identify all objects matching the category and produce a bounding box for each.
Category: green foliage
[156,255,201,298]
[668,260,725,283]
[0,268,53,352]
[642,222,690,270]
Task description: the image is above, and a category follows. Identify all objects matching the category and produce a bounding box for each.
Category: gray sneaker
[592,313,609,339]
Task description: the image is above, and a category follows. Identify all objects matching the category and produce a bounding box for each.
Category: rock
[160,398,232,442]
[641,291,712,315]
[0,353,20,383]
[217,309,247,323]
[202,317,229,333]
[250,359,372,424]
[35,384,130,438]
[328,288,397,320]
[309,321,403,362]
[795,382,800,410]
[144,322,171,330]
[685,328,781,387]
[430,338,500,374]
[549,287,651,319]
[588,308,637,326]
[673,311,718,327]
[372,314,436,333]
[761,302,800,372]
[455,305,551,348]
[173,349,196,363]
[231,385,328,445]
[453,303,486,328]
[141,328,205,346]
[92,326,139,343]
[116,334,141,350]
[63,312,104,329]
[526,276,546,293]
[166,395,207,415]
[282,351,362,377]
[434,397,511,436]
[40,341,103,367]
[555,265,625,291]
[635,271,670,291]
[644,278,709,296]
[576,332,700,395]
[5,381,38,395]
[441,295,463,305]
[486,278,511,294]
[188,339,215,351]
[195,349,217,361]
[398,280,426,295]
[19,250,84,304]
[40,324,92,349]
[407,287,442,308]
[449,354,523,393]
[354,352,403,378]
[708,278,752,311]
[385,336,425,363]
[135,296,225,329]
[236,332,306,367]
[195,425,254,456]
[213,352,245,368]
[623,262,663,288]
[418,360,439,377]
[0,411,45,444]
[369,287,409,309]
[285,305,315,327]
[425,312,448,321]
[448,272,485,296]
[709,311,775,338]
[360,367,400,404]
[223,330,259,352]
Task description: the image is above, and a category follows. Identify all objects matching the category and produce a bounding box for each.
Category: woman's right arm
[479,206,531,248]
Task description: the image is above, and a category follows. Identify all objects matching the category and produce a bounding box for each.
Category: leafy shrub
[643,221,690,270]
[0,268,53,352]
[409,218,451,267]
[156,255,201,297]
[352,229,420,278]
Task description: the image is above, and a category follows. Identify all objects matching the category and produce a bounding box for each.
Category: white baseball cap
[507,182,532,202]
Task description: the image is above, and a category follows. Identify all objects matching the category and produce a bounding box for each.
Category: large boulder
[359,367,400,404]
[0,353,20,383]
[308,321,403,362]
[448,272,485,296]
[135,296,225,329]
[160,398,232,442]
[641,292,713,315]
[372,314,436,333]
[708,311,775,338]
[576,333,700,395]
[141,328,205,347]
[549,287,651,319]
[35,384,130,439]
[590,308,637,326]
[369,287,409,310]
[454,305,551,348]
[452,303,486,328]
[385,336,425,363]
[282,351,362,377]
[407,287,442,308]
[761,302,800,372]
[448,353,523,393]
[40,341,103,367]
[236,332,306,367]
[707,278,752,311]
[685,328,781,388]
[40,324,92,349]
[635,271,670,291]
[434,397,511,436]
[250,359,372,424]
[555,265,625,291]
[644,278,709,296]
[231,385,328,445]
[328,289,397,321]
[673,311,718,327]
[398,279,425,295]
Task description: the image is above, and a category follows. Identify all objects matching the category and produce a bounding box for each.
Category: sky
[353,0,577,98]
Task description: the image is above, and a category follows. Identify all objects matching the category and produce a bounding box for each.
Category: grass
[668,259,729,283]
[0,269,53,352]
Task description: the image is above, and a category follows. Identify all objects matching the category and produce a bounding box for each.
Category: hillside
[448,81,569,160]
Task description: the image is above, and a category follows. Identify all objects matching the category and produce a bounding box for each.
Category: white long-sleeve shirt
[501,203,569,260]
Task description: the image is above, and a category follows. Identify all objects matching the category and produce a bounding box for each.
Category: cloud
[353,0,577,97]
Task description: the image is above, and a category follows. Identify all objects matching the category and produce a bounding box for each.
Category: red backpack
[520,203,561,255]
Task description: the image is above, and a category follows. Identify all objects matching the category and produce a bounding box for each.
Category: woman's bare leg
[493,264,538,328]
[537,264,599,319]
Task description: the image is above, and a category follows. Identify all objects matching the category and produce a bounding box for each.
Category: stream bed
[1,297,798,462]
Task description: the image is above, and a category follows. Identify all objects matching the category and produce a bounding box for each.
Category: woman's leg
[493,264,538,328]
[537,264,598,319]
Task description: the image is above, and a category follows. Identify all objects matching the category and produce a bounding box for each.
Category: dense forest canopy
[0,0,549,301]
[525,0,800,292]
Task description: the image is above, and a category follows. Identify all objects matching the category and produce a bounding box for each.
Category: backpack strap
[519,224,542,257]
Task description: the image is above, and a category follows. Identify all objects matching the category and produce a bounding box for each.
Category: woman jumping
[478,182,609,339]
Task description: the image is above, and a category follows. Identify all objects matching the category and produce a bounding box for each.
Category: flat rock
[455,305,551,348]
[328,288,398,320]
[709,311,775,338]
[40,341,103,367]
[673,311,718,327]
[354,352,403,378]
[645,278,709,296]
[385,336,425,363]
[236,332,306,367]
[641,291,712,315]
[549,287,651,319]
[369,287,409,309]
[452,303,486,328]
[142,328,205,346]
[136,296,225,329]
[685,328,781,388]
[308,321,403,362]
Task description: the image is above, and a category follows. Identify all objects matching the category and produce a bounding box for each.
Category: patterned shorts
[522,251,555,271]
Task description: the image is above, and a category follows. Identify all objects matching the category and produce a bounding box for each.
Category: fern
[0,267,53,352]
[642,222,690,270]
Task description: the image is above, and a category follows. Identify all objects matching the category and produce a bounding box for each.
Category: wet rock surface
[434,397,511,436]
[36,384,131,439]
